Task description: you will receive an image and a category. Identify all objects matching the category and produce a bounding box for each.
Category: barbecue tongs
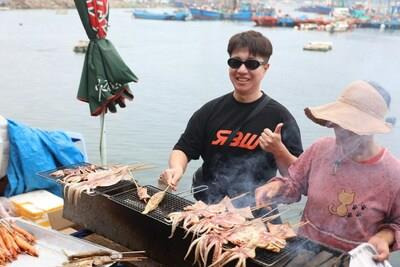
[62,250,147,267]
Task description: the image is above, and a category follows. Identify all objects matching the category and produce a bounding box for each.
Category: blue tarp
[5,119,85,197]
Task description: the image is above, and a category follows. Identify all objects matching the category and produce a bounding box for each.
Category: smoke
[205,150,277,209]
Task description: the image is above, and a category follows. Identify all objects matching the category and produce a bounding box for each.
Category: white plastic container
[349,243,392,267]
[9,190,72,229]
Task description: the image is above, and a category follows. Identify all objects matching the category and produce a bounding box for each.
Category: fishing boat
[296,4,332,15]
[253,16,278,26]
[385,19,400,30]
[277,15,296,27]
[252,6,277,26]
[189,7,224,20]
[325,20,351,32]
[295,16,331,27]
[132,8,188,21]
[359,18,384,29]
[229,3,253,21]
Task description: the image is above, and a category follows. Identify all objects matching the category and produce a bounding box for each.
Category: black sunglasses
[227,58,266,70]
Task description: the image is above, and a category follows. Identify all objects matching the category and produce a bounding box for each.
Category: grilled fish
[142,186,169,215]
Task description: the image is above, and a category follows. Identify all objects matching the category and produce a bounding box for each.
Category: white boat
[73,40,89,53]
[303,41,333,52]
[325,21,350,32]
[332,7,350,18]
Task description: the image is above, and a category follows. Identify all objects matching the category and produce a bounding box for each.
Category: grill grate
[94,180,136,195]
[109,185,193,225]
[38,163,137,197]
[37,162,93,183]
[252,237,308,266]
[108,185,345,267]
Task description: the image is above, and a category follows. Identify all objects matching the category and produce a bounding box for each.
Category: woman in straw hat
[255,80,400,261]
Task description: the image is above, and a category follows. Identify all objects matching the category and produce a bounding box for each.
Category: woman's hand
[368,229,394,262]
[255,180,284,207]
[0,197,16,218]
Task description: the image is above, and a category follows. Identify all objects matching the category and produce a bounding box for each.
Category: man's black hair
[227,30,273,62]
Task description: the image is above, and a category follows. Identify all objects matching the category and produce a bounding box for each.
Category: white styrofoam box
[0,115,9,178]
[10,190,64,213]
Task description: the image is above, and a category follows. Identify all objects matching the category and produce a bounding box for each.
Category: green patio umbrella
[74,0,138,165]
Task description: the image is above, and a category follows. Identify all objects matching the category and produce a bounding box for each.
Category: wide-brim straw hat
[304,80,392,135]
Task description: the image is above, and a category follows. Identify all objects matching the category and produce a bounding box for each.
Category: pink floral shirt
[273,137,400,251]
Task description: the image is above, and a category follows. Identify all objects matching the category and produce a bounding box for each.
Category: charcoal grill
[62,182,349,266]
[39,164,349,266]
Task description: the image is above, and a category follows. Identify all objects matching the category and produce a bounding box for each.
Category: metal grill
[38,163,134,197]
[94,180,135,195]
[64,183,348,266]
[37,162,91,183]
[109,185,194,225]
[251,237,308,266]
[107,185,346,266]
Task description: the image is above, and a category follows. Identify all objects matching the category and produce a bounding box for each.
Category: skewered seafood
[166,197,250,239]
[51,164,98,180]
[137,187,151,203]
[168,198,299,267]
[267,222,297,240]
[142,186,170,215]
[130,175,150,203]
[67,250,112,260]
[63,250,147,267]
[209,245,256,267]
[184,231,228,266]
[234,207,254,219]
[183,201,208,211]
[257,231,287,252]
[225,219,266,247]
[62,164,150,205]
[183,212,248,239]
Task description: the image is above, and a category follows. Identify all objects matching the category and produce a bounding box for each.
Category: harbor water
[1,8,400,263]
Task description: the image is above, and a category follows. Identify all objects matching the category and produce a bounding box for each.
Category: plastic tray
[7,217,116,267]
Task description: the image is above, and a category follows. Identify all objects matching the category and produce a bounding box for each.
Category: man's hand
[159,167,184,191]
[260,123,285,155]
[255,180,284,207]
[368,229,394,262]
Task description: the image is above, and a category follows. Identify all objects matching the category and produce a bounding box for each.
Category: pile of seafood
[166,197,303,267]
[0,221,38,265]
[50,163,150,205]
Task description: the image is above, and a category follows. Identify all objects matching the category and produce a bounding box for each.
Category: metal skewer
[174,185,209,198]
[230,191,249,201]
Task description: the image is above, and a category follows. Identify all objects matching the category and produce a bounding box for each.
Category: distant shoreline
[1,0,136,9]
